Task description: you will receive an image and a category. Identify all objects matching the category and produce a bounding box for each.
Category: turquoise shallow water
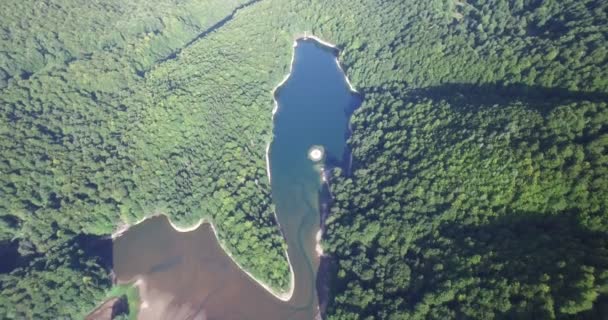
[112,38,360,319]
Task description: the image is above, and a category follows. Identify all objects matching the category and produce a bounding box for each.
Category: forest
[0,0,291,317]
[322,0,608,319]
[0,0,607,319]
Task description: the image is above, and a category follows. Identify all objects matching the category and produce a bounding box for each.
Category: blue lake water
[269,38,362,316]
[111,38,360,319]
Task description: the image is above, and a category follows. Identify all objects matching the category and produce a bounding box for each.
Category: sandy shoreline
[111,34,357,313]
[315,230,324,257]
[112,214,294,302]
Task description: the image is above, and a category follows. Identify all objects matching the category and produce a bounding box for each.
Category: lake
[112,38,361,319]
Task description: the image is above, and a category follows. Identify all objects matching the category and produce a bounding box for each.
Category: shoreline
[298,35,360,319]
[112,214,295,302]
[266,39,297,183]
[133,278,149,311]
[265,33,358,299]
[315,229,324,257]
[266,34,359,182]
[110,33,358,314]
[300,35,359,94]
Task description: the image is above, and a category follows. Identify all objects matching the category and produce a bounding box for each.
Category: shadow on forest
[112,295,130,318]
[0,233,113,282]
[0,240,23,273]
[152,0,262,69]
[382,82,608,116]
[73,233,114,272]
[407,211,608,317]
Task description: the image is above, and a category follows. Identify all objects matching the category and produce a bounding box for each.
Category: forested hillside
[0,0,252,88]
[0,0,293,317]
[322,0,608,319]
[0,0,607,318]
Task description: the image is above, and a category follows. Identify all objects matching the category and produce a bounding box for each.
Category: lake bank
[112,214,294,302]
[269,35,362,318]
[266,34,358,181]
[107,35,360,319]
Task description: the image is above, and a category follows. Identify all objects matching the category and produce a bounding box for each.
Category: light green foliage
[0,0,251,86]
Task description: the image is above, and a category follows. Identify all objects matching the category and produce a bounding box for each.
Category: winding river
[111,38,360,319]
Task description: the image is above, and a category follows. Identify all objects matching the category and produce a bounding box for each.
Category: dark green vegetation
[104,284,140,320]
[0,0,607,319]
[1,0,289,317]
[323,0,608,319]
[0,235,113,318]
[268,39,362,316]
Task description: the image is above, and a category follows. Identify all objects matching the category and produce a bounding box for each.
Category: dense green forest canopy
[0,0,607,318]
[0,0,253,88]
[0,0,290,317]
[323,0,608,319]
